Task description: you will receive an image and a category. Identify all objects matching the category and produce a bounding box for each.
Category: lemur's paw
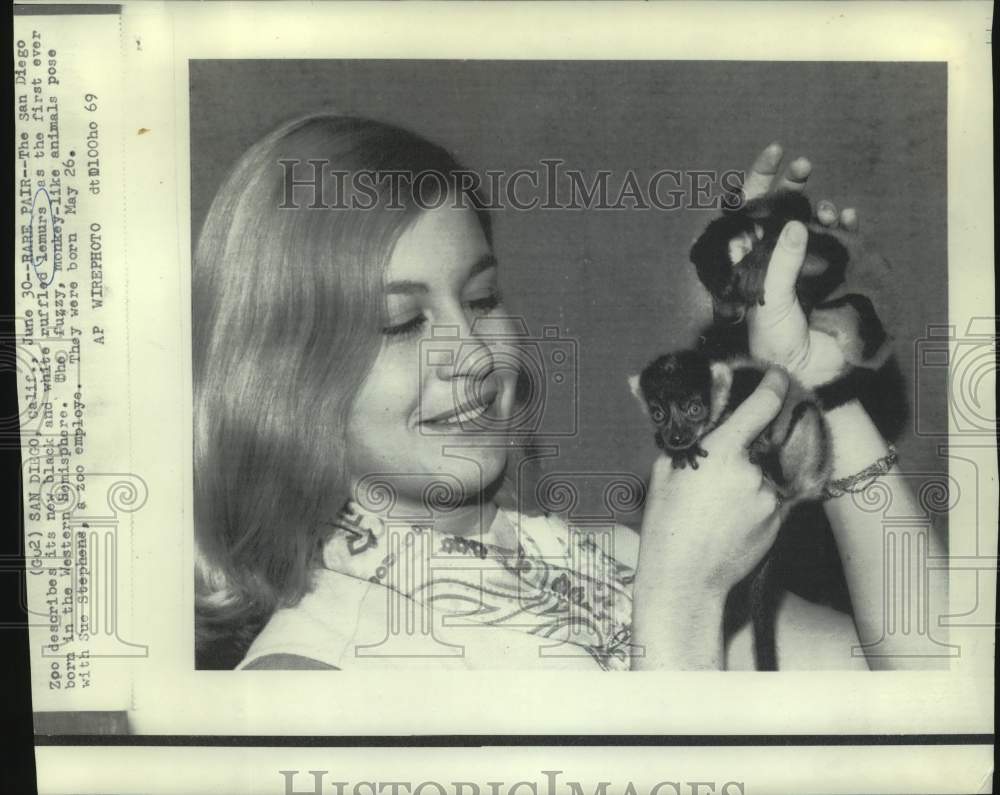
[685,445,709,470]
[734,262,767,307]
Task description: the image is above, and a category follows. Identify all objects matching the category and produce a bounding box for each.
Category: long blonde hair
[193,114,496,667]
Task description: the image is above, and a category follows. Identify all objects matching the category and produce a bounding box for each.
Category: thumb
[714,367,789,449]
[761,221,808,312]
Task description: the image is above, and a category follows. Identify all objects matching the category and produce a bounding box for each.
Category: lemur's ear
[627,375,649,417]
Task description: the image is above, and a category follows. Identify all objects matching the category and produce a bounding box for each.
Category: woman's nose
[428,316,495,382]
[434,337,494,382]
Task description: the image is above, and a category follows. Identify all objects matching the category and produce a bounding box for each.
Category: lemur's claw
[685,445,708,469]
[735,262,768,308]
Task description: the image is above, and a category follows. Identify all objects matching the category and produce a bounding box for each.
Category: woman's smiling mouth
[421,386,499,427]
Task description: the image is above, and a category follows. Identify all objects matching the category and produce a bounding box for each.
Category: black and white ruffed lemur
[628,190,906,671]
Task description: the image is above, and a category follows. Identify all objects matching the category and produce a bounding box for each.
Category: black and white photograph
[12,3,995,793]
[190,59,949,673]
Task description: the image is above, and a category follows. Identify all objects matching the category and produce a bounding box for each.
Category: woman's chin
[446,444,508,482]
[432,448,507,498]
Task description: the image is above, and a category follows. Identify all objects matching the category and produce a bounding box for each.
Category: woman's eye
[381,314,427,340]
[466,292,501,315]
[382,292,500,340]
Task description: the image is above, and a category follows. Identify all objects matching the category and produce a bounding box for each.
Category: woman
[194,115,941,671]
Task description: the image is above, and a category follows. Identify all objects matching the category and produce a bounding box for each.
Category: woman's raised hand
[741,143,863,389]
[637,367,790,599]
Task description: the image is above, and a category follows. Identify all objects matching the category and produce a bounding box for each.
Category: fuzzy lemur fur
[629,190,906,671]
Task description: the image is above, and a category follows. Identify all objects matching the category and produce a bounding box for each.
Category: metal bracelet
[823,444,898,499]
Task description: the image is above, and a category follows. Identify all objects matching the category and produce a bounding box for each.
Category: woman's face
[345,203,522,513]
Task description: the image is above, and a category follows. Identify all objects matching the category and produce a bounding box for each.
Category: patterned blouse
[238,501,638,670]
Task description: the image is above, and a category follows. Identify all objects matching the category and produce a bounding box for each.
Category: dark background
[189,60,948,538]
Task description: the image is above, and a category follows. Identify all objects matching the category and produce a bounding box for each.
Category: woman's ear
[627,375,649,417]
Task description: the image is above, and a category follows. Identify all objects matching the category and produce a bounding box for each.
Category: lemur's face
[641,354,711,452]
[649,392,709,452]
[647,390,710,452]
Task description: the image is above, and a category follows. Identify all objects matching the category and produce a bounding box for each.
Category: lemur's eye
[686,401,706,419]
[650,407,665,422]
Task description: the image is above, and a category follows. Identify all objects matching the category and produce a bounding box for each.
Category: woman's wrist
[823,399,893,480]
[633,561,729,607]
[631,574,727,670]
[630,531,729,669]
[634,524,731,604]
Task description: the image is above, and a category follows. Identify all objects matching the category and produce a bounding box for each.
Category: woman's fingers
[760,220,809,315]
[815,201,861,232]
[775,156,812,194]
[749,510,783,549]
[648,453,676,488]
[711,368,789,450]
[746,221,811,375]
[815,199,839,227]
[758,488,780,517]
[840,207,859,231]
[742,144,813,205]
[742,142,784,201]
